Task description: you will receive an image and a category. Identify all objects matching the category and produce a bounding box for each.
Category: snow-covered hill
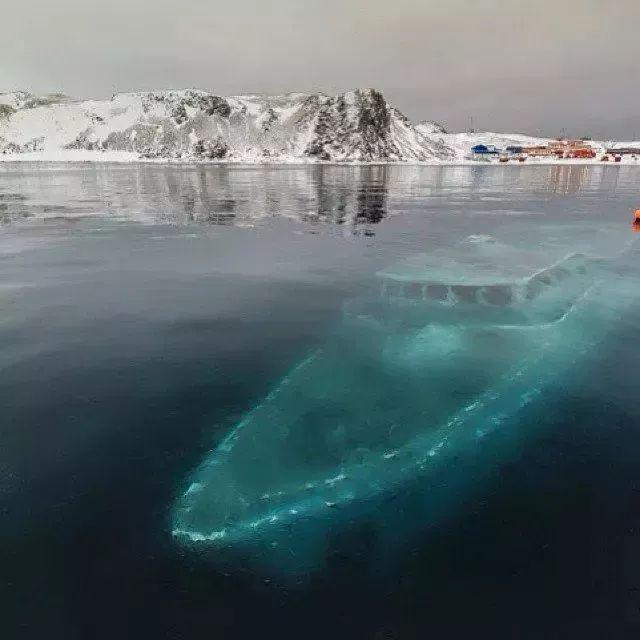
[3,88,637,164]
[0,88,454,163]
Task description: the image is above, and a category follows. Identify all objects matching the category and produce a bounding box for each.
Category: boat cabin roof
[378,224,628,287]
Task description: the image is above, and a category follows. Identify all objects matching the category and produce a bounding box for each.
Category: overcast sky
[3,0,639,138]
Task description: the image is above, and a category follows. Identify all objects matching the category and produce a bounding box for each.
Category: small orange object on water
[633,210,640,232]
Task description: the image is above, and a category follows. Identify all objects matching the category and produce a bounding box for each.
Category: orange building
[525,139,595,159]
[570,148,596,159]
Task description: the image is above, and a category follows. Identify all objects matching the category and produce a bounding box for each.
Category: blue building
[471,144,500,157]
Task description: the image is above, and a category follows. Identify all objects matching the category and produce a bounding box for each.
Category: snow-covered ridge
[2,88,637,164]
[0,88,454,163]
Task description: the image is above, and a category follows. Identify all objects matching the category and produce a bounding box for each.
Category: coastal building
[547,139,594,157]
[523,146,556,157]
[471,144,500,159]
[521,139,595,159]
[570,147,596,159]
[605,147,640,155]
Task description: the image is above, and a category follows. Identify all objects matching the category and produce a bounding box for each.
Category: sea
[2,162,640,639]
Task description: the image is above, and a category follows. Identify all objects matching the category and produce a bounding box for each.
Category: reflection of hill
[1,165,394,230]
[2,164,640,227]
[303,166,389,227]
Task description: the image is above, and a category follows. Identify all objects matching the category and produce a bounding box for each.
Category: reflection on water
[1,163,639,230]
[544,164,626,195]
[0,164,394,229]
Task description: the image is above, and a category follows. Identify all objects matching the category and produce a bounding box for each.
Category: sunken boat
[172,222,638,576]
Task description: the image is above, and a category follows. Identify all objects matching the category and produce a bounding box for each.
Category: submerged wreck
[172,222,637,576]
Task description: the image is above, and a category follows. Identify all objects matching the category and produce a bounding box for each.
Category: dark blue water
[2,163,640,638]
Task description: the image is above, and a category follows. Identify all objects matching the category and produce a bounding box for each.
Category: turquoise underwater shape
[172,222,639,575]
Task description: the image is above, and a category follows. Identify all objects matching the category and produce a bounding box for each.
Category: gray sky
[3,0,640,138]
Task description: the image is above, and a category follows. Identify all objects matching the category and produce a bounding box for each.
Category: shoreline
[2,150,640,167]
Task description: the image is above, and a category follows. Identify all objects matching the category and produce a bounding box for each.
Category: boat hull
[172,226,638,577]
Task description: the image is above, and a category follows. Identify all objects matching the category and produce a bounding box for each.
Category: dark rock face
[65,130,100,150]
[0,104,16,119]
[357,89,391,134]
[356,90,400,159]
[202,96,232,118]
[305,89,401,161]
[170,92,232,124]
[261,107,278,132]
[0,139,22,154]
[171,103,189,124]
[193,136,229,159]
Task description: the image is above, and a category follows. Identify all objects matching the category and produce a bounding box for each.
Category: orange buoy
[633,210,640,232]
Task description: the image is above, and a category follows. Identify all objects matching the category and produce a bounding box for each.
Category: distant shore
[2,149,640,166]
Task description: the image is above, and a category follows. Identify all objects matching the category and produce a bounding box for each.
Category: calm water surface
[2,163,640,638]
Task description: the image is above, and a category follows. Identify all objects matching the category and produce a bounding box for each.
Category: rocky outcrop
[306,90,398,160]
[304,90,453,162]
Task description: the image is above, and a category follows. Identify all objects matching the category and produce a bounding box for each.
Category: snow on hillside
[2,88,637,164]
[415,120,447,136]
[0,89,455,163]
